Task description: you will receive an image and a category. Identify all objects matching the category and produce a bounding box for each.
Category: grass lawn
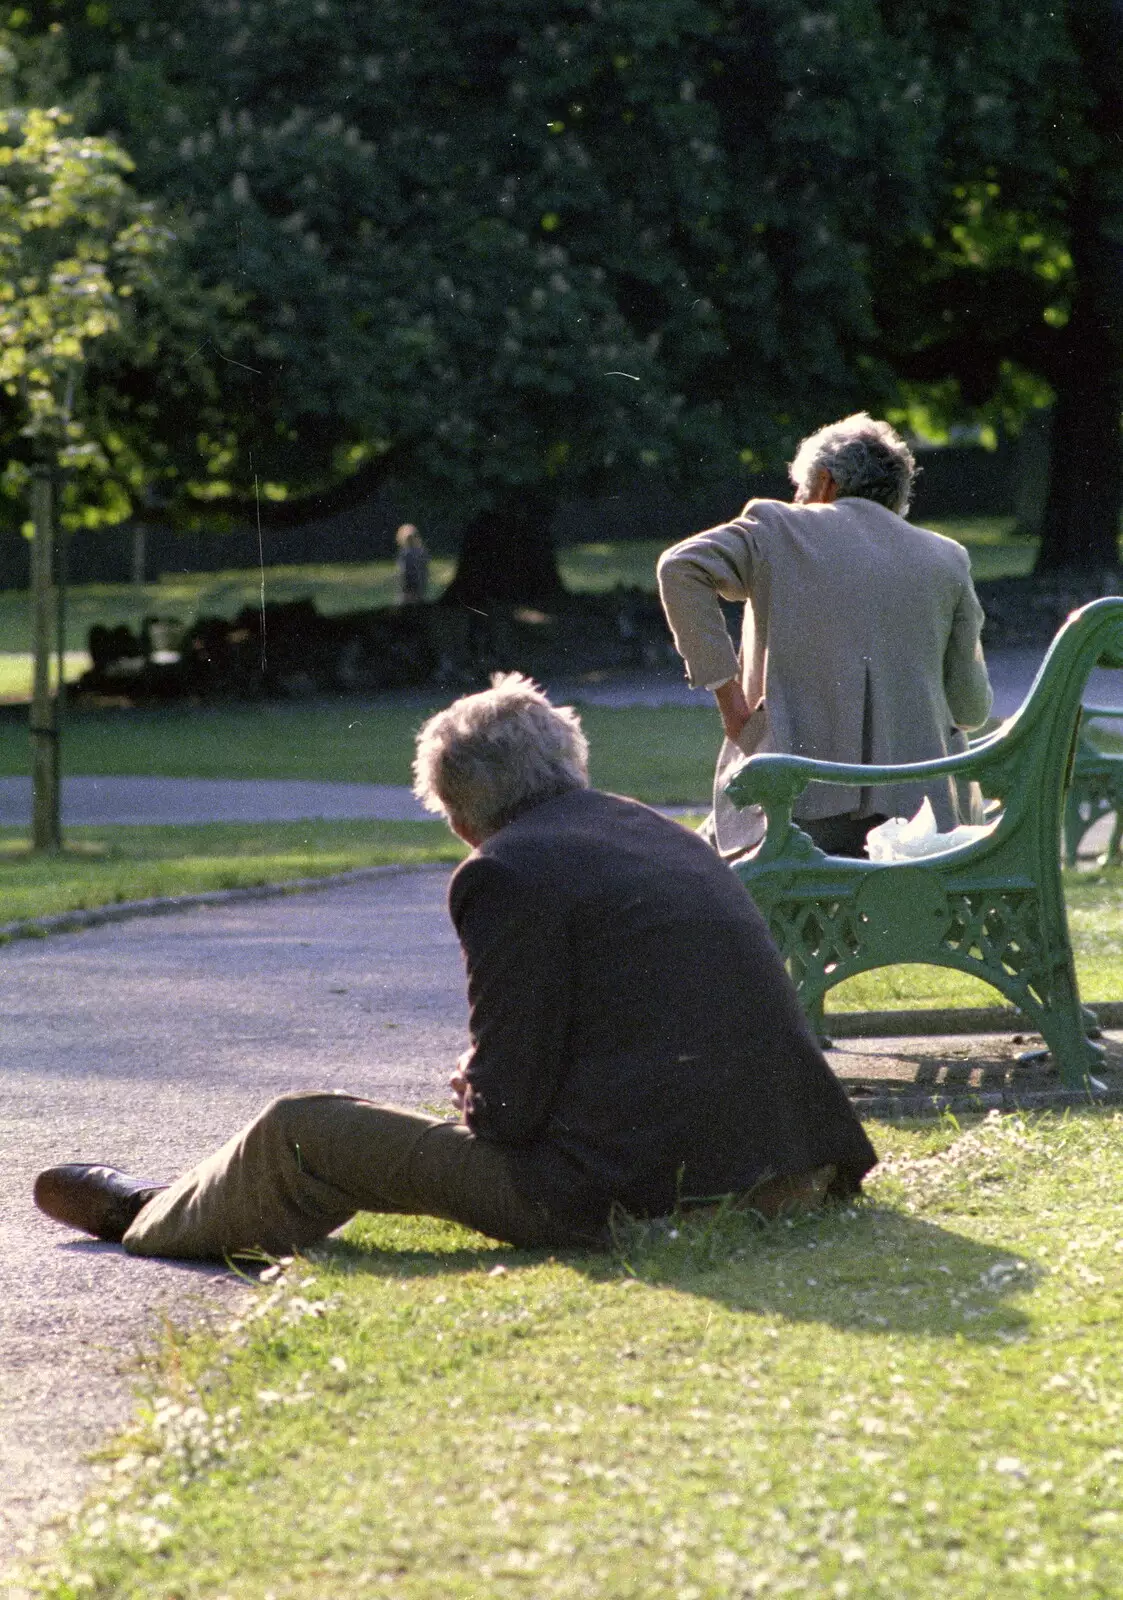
[25,1109,1123,1598]
[0,821,465,925]
[0,701,722,801]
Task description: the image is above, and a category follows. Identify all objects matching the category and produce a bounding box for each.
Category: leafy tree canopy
[4,1,1109,571]
[0,99,171,522]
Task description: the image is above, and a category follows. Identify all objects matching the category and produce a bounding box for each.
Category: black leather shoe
[33,1164,167,1243]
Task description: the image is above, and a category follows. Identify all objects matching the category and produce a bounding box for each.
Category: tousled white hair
[412,672,589,838]
[789,412,917,514]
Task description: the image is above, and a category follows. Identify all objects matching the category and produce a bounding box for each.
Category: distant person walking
[396,523,430,604]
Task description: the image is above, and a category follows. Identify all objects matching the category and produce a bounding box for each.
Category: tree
[17,0,1116,592]
[14,0,956,602]
[1034,0,1123,571]
[866,1,1123,574]
[0,103,171,846]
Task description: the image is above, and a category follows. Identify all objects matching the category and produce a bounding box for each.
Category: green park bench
[725,597,1123,1090]
[1063,703,1123,868]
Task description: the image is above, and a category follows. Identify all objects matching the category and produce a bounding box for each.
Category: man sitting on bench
[658,412,994,860]
[34,674,876,1259]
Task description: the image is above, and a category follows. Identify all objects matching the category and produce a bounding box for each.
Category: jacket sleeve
[943,569,994,731]
[656,519,755,690]
[449,854,572,1146]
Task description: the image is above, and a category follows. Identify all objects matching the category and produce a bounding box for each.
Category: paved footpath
[0,775,432,827]
[0,869,464,1575]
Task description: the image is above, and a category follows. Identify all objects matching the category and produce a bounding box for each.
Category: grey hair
[412,672,589,838]
[788,412,917,515]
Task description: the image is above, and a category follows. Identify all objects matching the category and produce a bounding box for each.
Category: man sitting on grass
[34,674,876,1260]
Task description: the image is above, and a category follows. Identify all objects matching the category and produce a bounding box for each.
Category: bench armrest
[725,600,1123,837]
[724,728,1008,815]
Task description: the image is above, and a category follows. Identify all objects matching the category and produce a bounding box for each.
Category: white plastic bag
[864,796,994,862]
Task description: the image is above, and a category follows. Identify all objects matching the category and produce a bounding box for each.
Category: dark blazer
[449,787,876,1230]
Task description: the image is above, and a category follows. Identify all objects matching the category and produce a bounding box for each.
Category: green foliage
[11,0,1078,527]
[0,101,170,504]
[1,4,1111,555]
[871,2,1117,460]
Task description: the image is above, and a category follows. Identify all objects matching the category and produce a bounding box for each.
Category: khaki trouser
[123,1092,589,1261]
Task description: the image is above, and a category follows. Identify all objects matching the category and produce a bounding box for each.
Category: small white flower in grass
[488,1264,508,1278]
[329,1356,347,1374]
[995,1456,1028,1479]
[257,1257,293,1284]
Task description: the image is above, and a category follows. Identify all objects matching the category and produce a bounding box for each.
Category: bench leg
[797,990,833,1049]
[1035,980,1107,1090]
[1062,794,1084,867]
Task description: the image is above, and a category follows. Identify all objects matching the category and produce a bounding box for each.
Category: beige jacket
[657,496,994,858]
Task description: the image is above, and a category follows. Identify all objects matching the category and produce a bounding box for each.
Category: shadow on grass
[318,1200,1038,1344]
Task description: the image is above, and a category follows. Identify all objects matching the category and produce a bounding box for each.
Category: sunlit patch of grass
[0,701,721,803]
[0,650,89,703]
[0,820,464,924]
[926,516,1036,581]
[25,1111,1123,1598]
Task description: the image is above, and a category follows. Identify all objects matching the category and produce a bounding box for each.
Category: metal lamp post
[29,455,61,853]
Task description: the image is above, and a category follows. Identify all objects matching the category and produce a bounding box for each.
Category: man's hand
[449,1048,473,1115]
[714,678,754,744]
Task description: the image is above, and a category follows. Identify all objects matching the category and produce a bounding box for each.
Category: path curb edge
[0,861,450,946]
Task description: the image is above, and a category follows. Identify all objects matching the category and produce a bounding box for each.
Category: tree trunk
[132,520,147,588]
[441,488,566,609]
[1012,407,1053,539]
[29,462,61,853]
[1034,182,1123,574]
[1034,352,1123,573]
